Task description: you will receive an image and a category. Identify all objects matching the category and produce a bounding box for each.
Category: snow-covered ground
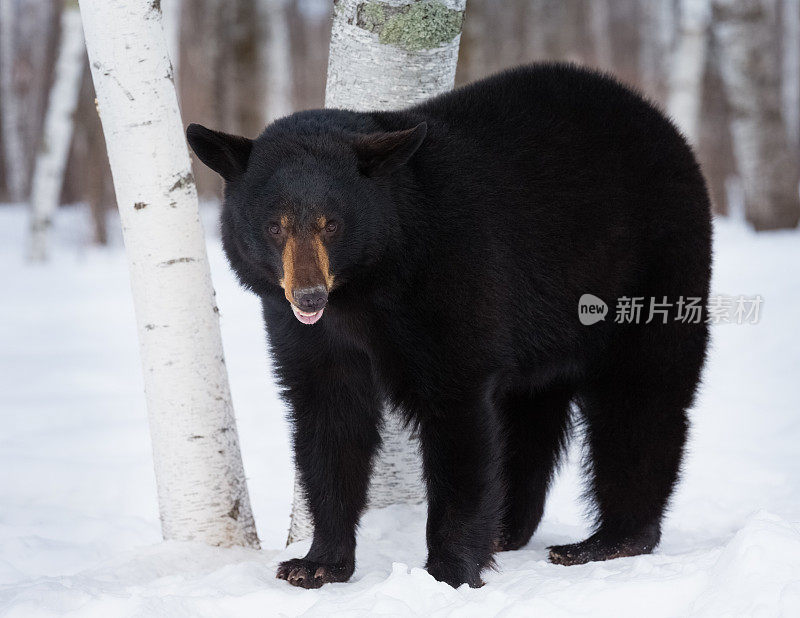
[1,203,798,617]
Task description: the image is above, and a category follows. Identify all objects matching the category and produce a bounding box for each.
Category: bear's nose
[293,286,328,313]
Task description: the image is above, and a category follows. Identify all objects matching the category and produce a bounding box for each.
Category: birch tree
[1,0,56,203]
[0,0,26,202]
[783,0,800,147]
[668,0,711,145]
[288,0,467,545]
[79,0,259,547]
[698,34,737,215]
[589,0,613,70]
[712,0,800,229]
[639,0,676,99]
[261,0,294,121]
[28,0,86,262]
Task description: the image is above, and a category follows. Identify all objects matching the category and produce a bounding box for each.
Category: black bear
[187,64,711,589]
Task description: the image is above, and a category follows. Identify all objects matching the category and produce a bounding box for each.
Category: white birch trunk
[667,0,711,144]
[28,1,85,262]
[713,0,800,229]
[0,0,26,201]
[288,0,466,545]
[261,0,293,121]
[783,0,800,146]
[79,0,259,547]
[639,0,677,99]
[324,0,465,110]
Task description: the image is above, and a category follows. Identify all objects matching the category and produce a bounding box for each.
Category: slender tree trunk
[86,97,109,245]
[698,31,737,215]
[713,0,800,229]
[213,0,237,133]
[0,0,27,202]
[288,0,467,545]
[28,0,85,262]
[456,0,487,83]
[589,0,613,69]
[639,0,676,99]
[783,0,800,146]
[79,0,259,547]
[228,0,263,136]
[668,0,710,145]
[261,0,294,121]
[6,1,57,202]
[522,0,548,60]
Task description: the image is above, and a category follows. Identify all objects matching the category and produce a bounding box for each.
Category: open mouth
[291,305,325,325]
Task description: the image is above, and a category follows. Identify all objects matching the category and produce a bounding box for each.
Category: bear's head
[186,114,426,325]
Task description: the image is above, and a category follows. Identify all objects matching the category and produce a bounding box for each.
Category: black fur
[187,64,711,588]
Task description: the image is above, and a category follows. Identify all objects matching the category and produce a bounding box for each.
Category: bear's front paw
[426,557,485,589]
[276,557,354,589]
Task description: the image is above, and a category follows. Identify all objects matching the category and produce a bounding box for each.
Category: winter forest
[1,0,800,616]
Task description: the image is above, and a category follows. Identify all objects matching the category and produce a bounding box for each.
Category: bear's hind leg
[496,383,572,552]
[549,349,698,566]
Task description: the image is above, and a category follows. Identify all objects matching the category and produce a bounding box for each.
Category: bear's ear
[353,122,427,177]
[186,123,253,181]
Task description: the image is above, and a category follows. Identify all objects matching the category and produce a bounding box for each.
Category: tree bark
[0,0,27,202]
[639,0,676,100]
[1,0,58,203]
[455,0,487,84]
[28,0,86,262]
[783,0,800,146]
[324,0,465,110]
[288,0,467,545]
[261,0,294,121]
[589,0,613,70]
[713,0,800,229]
[86,96,110,245]
[668,0,711,145]
[79,0,259,547]
[698,31,737,215]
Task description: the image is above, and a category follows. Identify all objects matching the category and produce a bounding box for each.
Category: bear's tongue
[291,305,324,325]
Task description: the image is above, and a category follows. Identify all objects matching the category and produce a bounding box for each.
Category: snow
[1,203,799,617]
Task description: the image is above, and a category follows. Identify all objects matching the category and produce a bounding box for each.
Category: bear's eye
[267,223,281,236]
[324,220,338,234]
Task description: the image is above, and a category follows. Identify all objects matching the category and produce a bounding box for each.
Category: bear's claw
[276,558,353,589]
[548,529,659,566]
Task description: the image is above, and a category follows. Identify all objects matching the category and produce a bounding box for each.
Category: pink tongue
[292,306,324,325]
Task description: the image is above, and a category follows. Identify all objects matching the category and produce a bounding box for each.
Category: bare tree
[783,0,800,146]
[698,32,737,214]
[288,0,467,544]
[713,0,800,229]
[261,0,294,121]
[456,0,488,83]
[286,0,330,110]
[28,0,86,262]
[0,0,26,202]
[639,0,677,99]
[590,0,614,70]
[668,0,710,144]
[79,0,259,547]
